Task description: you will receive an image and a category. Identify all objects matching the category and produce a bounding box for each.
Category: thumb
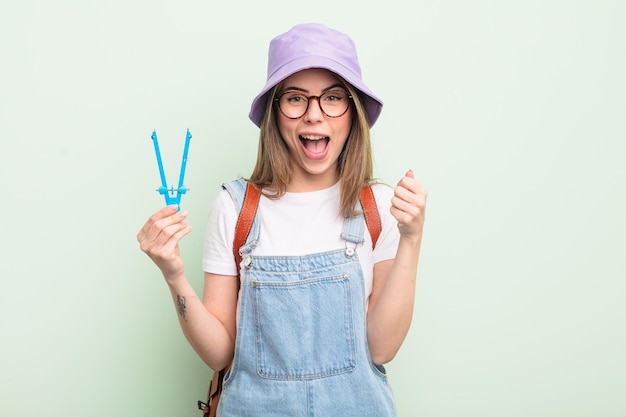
[406,169,414,178]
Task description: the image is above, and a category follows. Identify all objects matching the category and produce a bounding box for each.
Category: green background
[1,1,624,416]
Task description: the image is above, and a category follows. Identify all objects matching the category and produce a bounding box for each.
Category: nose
[303,96,324,123]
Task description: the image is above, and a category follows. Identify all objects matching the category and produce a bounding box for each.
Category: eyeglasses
[275,89,353,119]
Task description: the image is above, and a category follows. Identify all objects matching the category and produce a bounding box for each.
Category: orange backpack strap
[198,367,225,417]
[359,185,381,249]
[232,182,261,276]
[235,183,379,257]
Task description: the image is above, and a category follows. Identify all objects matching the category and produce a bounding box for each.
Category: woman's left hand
[390,170,428,242]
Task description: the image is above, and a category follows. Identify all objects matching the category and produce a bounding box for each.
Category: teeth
[300,135,326,141]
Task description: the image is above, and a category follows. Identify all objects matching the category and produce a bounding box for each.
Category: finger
[390,195,421,218]
[151,224,193,258]
[149,213,190,247]
[139,218,192,258]
[390,193,427,227]
[391,185,427,220]
[143,209,189,243]
[397,173,419,193]
[389,204,412,224]
[395,181,427,205]
[137,205,179,242]
[396,176,428,202]
[151,205,180,223]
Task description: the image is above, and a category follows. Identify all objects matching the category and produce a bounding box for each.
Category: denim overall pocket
[251,273,356,380]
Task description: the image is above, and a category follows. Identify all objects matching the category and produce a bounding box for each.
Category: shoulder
[369,182,394,210]
[370,181,393,195]
[208,186,238,221]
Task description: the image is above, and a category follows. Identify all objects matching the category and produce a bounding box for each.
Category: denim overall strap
[222,178,261,260]
[221,178,247,208]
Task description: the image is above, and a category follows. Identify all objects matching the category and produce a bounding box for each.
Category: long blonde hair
[248,76,375,217]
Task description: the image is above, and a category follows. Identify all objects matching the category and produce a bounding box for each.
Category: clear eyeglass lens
[279,90,350,118]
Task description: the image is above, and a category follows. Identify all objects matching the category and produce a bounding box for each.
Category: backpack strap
[359,185,382,249]
[232,183,381,254]
[232,182,261,277]
[233,183,381,255]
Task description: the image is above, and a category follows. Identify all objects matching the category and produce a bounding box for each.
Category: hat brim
[249,55,383,128]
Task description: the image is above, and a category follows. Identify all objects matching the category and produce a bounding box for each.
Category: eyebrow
[281,83,346,94]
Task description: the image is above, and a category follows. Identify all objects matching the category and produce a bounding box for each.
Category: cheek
[336,119,353,144]
[277,117,296,140]
[335,136,349,154]
[277,122,301,154]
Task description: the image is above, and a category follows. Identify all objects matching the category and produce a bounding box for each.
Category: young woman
[138,23,427,416]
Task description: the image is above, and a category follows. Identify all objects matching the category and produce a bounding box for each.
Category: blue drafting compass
[150,129,192,211]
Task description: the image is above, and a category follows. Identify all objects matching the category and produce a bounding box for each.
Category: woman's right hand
[137,205,193,283]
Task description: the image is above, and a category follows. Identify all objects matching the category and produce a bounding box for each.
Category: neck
[287,169,339,192]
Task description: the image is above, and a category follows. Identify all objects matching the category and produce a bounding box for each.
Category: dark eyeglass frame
[274,89,353,119]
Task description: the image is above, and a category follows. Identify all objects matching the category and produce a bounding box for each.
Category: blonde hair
[248,77,375,217]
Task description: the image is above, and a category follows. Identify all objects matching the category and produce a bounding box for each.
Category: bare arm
[366,170,427,365]
[137,205,237,371]
[166,272,238,371]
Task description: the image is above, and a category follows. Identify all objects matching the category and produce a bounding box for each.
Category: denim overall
[217,179,396,417]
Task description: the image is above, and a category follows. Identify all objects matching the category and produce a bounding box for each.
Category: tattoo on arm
[176,295,187,321]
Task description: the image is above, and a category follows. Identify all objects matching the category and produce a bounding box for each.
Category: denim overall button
[345,247,355,258]
[243,256,253,268]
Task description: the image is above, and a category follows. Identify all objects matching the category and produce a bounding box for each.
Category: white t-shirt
[202,181,400,302]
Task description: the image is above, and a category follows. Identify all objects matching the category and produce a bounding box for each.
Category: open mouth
[299,134,330,157]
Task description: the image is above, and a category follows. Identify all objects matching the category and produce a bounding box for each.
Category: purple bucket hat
[249,23,383,128]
